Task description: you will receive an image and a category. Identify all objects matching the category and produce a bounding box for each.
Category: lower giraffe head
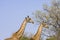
[41,22,48,28]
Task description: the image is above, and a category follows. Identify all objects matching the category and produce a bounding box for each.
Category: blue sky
[0,0,51,40]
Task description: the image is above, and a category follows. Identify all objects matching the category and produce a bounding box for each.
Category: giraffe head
[25,16,34,24]
[41,22,48,28]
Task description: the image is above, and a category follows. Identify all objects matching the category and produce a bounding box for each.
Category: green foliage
[46,36,57,40]
[20,36,30,40]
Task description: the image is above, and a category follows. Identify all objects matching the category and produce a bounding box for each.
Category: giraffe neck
[12,19,27,39]
[31,24,43,40]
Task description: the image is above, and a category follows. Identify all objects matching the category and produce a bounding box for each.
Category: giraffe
[5,16,34,40]
[30,22,48,40]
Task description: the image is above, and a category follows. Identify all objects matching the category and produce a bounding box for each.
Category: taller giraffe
[5,16,34,40]
[30,22,48,40]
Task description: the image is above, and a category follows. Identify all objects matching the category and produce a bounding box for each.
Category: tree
[33,0,60,40]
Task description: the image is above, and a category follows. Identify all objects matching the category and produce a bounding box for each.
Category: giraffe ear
[27,16,29,18]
